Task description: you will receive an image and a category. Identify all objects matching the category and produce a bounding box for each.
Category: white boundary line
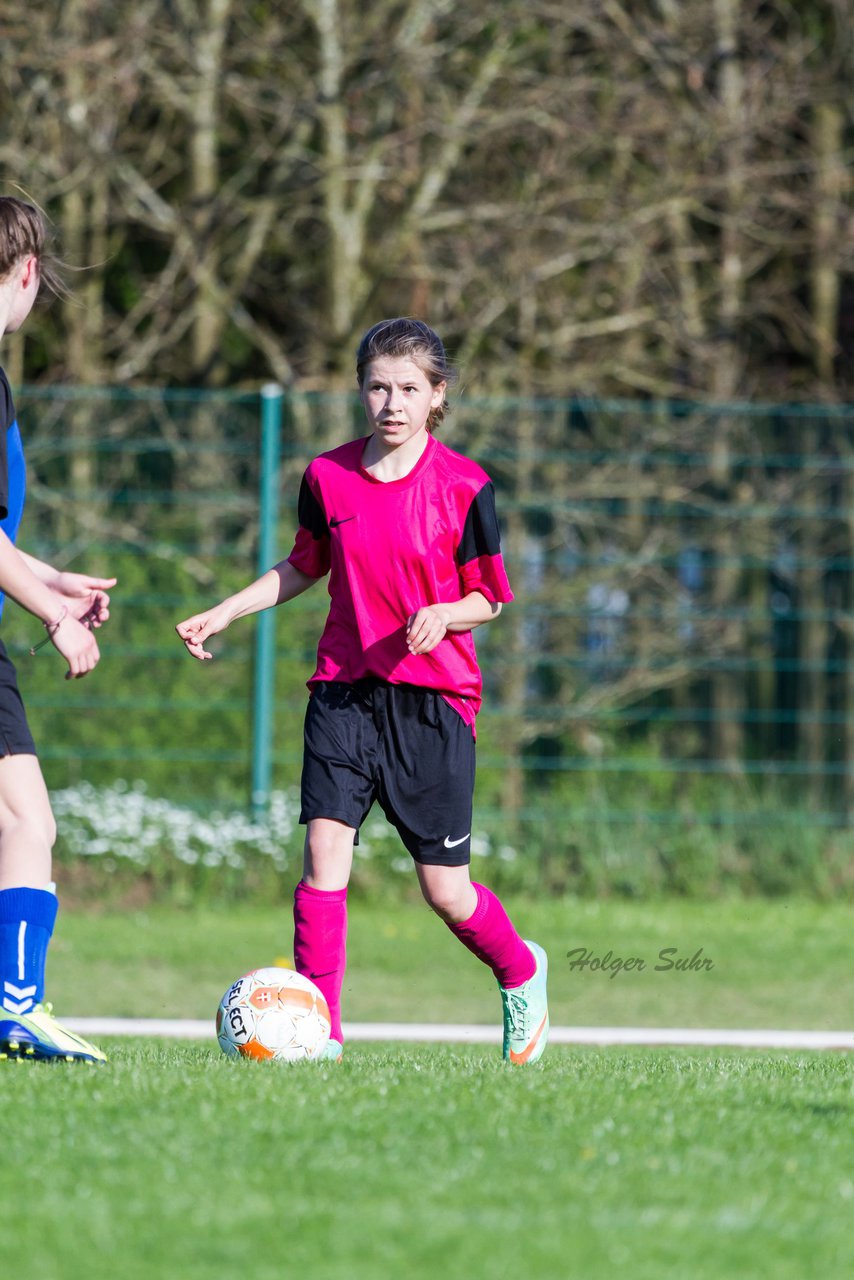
[64,1018,854,1052]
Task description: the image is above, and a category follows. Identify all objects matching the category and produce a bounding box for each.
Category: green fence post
[251,383,283,820]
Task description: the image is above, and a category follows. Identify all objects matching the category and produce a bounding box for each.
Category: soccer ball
[216,967,332,1062]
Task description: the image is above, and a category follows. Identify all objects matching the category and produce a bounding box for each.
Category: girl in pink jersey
[177,318,549,1064]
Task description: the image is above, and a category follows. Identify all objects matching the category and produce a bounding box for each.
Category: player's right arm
[175,560,317,661]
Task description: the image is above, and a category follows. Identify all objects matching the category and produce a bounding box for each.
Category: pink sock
[293,881,348,1043]
[446,882,535,989]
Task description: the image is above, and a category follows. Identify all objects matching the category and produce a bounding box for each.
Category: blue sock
[0,887,58,1015]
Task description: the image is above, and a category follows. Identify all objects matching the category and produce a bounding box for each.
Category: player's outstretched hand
[50,612,102,679]
[55,572,117,630]
[175,602,235,661]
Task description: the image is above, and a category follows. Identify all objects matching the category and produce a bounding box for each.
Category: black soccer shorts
[300,679,476,866]
[0,639,37,757]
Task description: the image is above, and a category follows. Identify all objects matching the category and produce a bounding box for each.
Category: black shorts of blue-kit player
[0,639,37,757]
[300,679,476,866]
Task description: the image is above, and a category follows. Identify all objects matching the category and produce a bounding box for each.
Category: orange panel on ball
[280,987,316,1013]
[240,1038,275,1061]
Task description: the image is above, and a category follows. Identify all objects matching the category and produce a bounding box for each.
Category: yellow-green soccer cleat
[0,1004,107,1064]
[499,941,550,1065]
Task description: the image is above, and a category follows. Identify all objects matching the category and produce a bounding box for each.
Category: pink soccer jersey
[287,434,514,728]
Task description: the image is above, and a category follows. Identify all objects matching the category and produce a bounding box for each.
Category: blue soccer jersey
[0,368,27,618]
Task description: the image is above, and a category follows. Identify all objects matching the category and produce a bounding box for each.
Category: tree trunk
[811,103,845,387]
[708,0,747,770]
[190,0,232,382]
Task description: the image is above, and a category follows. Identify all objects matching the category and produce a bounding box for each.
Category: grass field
[3,1043,851,1280]
[4,897,852,1279]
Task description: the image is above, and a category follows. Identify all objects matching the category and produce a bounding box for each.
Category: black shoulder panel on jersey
[0,368,14,434]
[457,481,502,565]
[297,474,329,540]
[0,369,12,519]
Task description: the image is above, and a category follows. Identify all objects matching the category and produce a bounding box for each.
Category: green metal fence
[7,386,854,889]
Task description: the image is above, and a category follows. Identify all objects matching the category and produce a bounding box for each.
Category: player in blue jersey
[0,196,116,1063]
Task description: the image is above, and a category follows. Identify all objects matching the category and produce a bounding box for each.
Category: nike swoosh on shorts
[443,834,470,848]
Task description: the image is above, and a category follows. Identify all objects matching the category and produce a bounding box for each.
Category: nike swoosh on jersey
[329,515,356,527]
[443,833,470,848]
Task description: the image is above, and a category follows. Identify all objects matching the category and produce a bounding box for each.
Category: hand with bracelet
[29,600,99,678]
[20,556,116,677]
[30,601,103,678]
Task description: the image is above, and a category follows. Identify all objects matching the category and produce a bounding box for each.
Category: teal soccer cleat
[499,941,550,1065]
[0,1004,107,1064]
[316,1038,343,1062]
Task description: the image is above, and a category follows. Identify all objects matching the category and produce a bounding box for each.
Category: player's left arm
[17,550,116,629]
[406,593,502,656]
[407,478,511,655]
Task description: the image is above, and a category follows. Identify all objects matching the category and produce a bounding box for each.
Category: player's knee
[420,879,466,923]
[0,799,56,854]
[303,820,355,890]
[306,829,348,864]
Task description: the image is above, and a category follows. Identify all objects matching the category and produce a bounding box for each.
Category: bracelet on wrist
[29,606,68,656]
